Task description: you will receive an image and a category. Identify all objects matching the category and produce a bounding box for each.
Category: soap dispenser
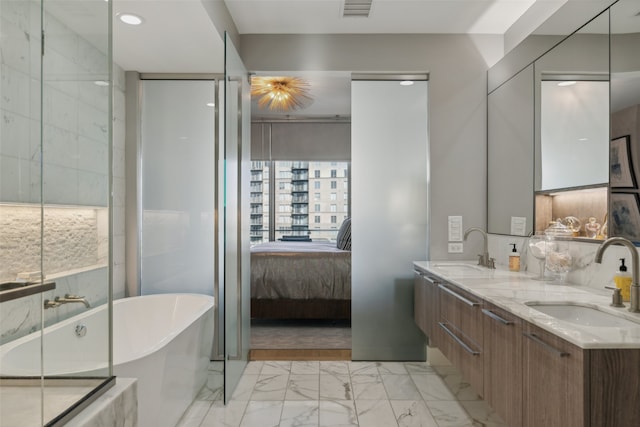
[509,243,520,272]
[614,258,632,302]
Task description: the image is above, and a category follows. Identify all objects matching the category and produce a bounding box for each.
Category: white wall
[239,34,503,260]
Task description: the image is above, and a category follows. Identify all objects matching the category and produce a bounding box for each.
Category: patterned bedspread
[250,241,351,300]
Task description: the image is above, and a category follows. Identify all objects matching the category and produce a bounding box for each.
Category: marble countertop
[413,260,640,349]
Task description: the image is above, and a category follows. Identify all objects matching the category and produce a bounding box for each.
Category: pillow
[336,217,351,250]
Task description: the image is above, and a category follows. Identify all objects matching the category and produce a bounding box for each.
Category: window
[278,170,292,179]
[255,160,350,242]
[343,193,348,200]
[278,216,290,224]
[344,204,348,212]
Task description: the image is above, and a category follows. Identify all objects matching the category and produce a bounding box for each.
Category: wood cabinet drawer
[438,281,483,396]
[413,270,440,346]
[522,323,588,427]
[483,302,522,427]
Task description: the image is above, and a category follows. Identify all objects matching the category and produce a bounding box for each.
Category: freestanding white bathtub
[0,293,215,427]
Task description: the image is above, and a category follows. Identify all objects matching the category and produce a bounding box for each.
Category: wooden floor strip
[249,348,351,361]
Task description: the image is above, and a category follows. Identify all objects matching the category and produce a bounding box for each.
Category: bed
[250,239,351,320]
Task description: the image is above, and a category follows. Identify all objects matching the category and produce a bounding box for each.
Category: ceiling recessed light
[557,81,576,87]
[118,13,143,25]
[206,102,215,107]
[578,138,589,142]
[400,80,414,86]
[94,80,109,87]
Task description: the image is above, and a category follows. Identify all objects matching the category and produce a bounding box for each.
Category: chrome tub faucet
[44,294,90,309]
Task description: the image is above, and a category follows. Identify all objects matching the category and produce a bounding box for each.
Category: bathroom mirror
[534,10,610,192]
[486,3,614,237]
[487,64,534,236]
[609,0,640,244]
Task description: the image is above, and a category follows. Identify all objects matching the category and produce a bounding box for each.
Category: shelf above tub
[0,281,56,303]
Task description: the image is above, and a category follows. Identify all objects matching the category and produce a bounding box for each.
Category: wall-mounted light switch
[448,216,463,241]
[448,242,463,253]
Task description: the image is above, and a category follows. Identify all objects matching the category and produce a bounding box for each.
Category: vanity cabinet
[437,281,484,397]
[414,265,640,427]
[413,270,440,346]
[522,322,588,427]
[482,302,523,427]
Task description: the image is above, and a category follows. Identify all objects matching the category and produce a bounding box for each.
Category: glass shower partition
[0,0,114,425]
[223,32,251,403]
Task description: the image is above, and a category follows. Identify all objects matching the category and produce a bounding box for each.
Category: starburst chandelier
[251,76,312,111]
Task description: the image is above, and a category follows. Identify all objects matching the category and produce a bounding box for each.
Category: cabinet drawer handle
[438,284,480,307]
[438,322,480,356]
[413,270,438,282]
[481,308,513,325]
[523,332,570,357]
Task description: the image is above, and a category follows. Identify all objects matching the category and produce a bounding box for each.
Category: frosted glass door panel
[351,80,428,361]
[140,80,216,296]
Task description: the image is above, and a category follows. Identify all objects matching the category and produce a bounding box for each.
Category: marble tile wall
[0,1,126,341]
[65,378,138,427]
[0,266,109,345]
[488,233,634,292]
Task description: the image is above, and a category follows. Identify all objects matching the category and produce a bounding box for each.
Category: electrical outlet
[448,242,463,253]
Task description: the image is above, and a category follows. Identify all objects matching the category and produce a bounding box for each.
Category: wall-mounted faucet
[464,227,495,269]
[595,237,640,313]
[44,294,90,309]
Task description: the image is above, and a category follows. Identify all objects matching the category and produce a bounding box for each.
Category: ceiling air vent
[343,0,372,18]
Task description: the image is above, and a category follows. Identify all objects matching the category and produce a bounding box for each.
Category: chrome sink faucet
[595,237,640,313]
[464,227,495,269]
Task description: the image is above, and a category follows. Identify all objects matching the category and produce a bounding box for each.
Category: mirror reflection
[534,10,610,192]
[487,65,534,236]
[539,79,609,190]
[533,11,610,238]
[610,0,640,244]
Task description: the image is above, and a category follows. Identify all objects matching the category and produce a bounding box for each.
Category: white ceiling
[224,0,537,35]
[112,0,548,74]
[109,0,640,118]
[111,0,554,118]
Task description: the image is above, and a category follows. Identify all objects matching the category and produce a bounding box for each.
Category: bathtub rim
[0,293,215,375]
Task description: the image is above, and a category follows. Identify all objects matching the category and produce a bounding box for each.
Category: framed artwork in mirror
[610,192,640,243]
[610,135,635,188]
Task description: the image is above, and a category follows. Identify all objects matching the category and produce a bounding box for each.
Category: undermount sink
[431,263,486,272]
[525,302,640,328]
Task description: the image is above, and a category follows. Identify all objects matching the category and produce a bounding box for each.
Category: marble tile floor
[177,360,506,427]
